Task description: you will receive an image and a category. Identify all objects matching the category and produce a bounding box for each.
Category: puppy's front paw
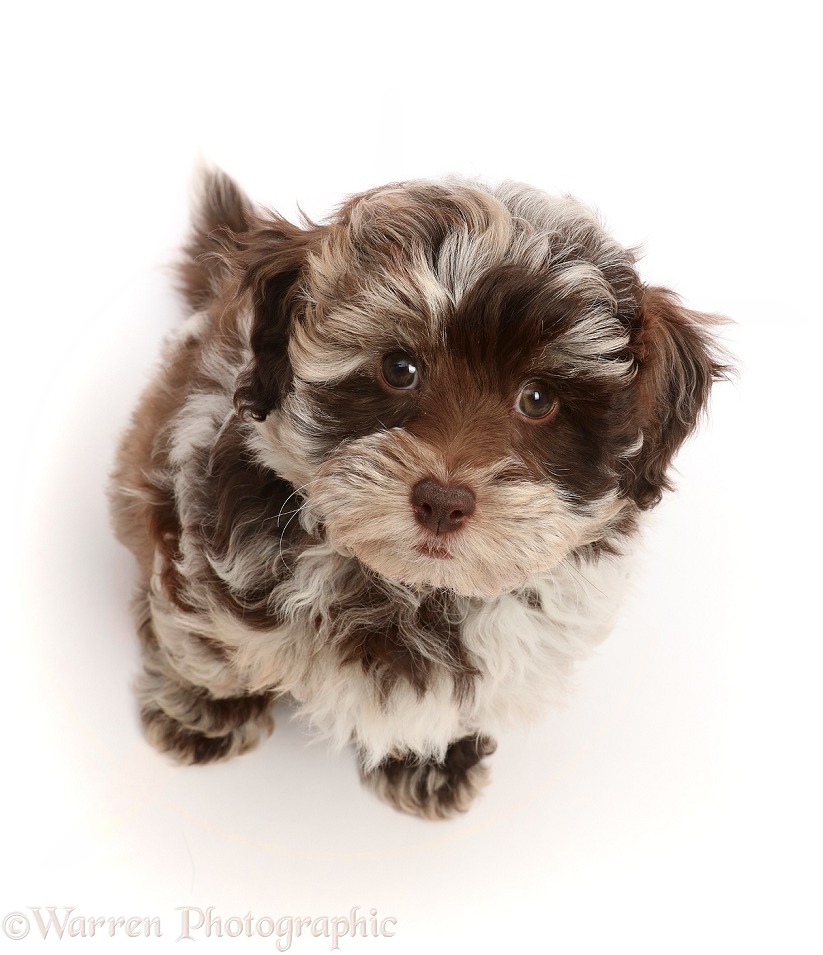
[362,735,497,820]
[140,696,274,765]
[137,665,275,766]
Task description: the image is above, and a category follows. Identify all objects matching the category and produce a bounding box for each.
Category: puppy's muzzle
[411,479,476,535]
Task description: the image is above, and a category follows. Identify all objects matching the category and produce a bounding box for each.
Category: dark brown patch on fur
[232,218,327,420]
[308,370,423,452]
[330,571,479,703]
[440,733,497,775]
[196,414,314,627]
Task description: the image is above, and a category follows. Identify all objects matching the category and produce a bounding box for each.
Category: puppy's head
[230,179,727,598]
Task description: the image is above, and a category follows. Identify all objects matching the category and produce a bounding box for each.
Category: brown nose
[411,479,476,535]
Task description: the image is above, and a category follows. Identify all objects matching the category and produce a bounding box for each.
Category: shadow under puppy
[110,170,728,819]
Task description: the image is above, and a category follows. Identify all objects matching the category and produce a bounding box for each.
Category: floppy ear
[232,217,323,421]
[629,286,730,508]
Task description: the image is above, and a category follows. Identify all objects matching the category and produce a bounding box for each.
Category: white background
[2,2,821,952]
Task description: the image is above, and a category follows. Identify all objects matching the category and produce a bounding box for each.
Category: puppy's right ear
[232,217,323,421]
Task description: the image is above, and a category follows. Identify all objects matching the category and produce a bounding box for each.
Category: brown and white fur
[110,170,728,819]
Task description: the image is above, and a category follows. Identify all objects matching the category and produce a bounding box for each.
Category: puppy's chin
[333,536,546,600]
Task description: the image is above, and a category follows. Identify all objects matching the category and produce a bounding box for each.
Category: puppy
[110,170,728,819]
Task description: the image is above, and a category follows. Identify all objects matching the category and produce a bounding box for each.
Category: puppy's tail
[178,164,253,311]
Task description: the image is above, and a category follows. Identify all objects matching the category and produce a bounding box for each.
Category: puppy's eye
[516,381,558,420]
[380,352,420,390]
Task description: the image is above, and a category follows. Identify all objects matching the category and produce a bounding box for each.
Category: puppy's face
[234,181,722,598]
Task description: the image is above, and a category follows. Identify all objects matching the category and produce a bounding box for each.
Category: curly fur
[110,168,729,818]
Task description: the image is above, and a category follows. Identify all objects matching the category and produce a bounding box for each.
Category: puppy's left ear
[232,218,324,421]
[628,286,731,508]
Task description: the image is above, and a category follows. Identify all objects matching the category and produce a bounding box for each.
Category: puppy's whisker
[275,478,323,526]
[548,567,581,617]
[276,501,307,577]
[560,558,609,600]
